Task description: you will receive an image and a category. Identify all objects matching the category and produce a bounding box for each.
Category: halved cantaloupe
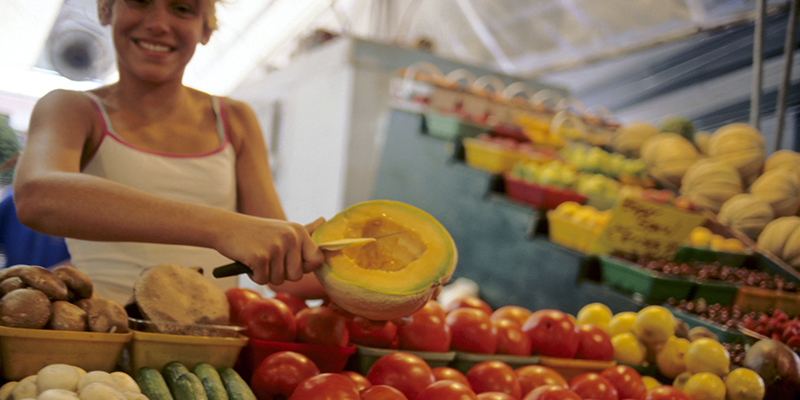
[312,200,457,321]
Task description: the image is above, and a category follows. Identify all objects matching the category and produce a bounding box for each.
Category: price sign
[589,195,706,259]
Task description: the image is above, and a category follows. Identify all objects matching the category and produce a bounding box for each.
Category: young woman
[12,0,325,305]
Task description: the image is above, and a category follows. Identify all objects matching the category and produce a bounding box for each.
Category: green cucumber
[218,367,256,400]
[134,367,174,400]
[162,361,191,394]
[172,372,209,400]
[192,363,229,400]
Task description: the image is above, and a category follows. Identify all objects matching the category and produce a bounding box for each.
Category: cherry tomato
[491,305,532,327]
[444,296,493,315]
[341,371,372,391]
[600,365,646,400]
[432,367,471,387]
[476,392,517,400]
[568,372,619,400]
[250,350,319,399]
[574,323,614,361]
[240,297,296,342]
[225,287,262,326]
[360,384,409,400]
[273,291,309,314]
[295,305,349,347]
[494,318,532,356]
[397,300,451,352]
[446,308,498,354]
[466,360,521,398]
[347,319,398,348]
[416,380,478,400]
[366,351,436,400]
[523,385,581,400]
[515,365,567,396]
[289,373,360,400]
[642,385,692,400]
[522,309,579,358]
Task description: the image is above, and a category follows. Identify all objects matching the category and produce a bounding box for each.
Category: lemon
[633,305,675,345]
[672,371,693,391]
[656,336,690,378]
[725,367,766,400]
[683,372,726,400]
[689,226,713,247]
[577,302,612,331]
[608,311,637,337]
[684,338,730,376]
[641,376,661,391]
[611,332,646,365]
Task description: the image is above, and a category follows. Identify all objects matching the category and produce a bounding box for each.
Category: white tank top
[66,92,238,305]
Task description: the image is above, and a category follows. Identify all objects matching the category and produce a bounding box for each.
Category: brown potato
[0,288,51,329]
[76,298,129,333]
[0,277,25,297]
[49,301,88,331]
[17,266,69,301]
[52,265,94,300]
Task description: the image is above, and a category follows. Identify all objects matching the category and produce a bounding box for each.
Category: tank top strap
[83,91,119,137]
[211,96,228,143]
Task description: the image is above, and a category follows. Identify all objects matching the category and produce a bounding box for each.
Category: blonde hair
[97,0,221,32]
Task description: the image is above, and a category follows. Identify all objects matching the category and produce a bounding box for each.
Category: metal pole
[776,0,800,151]
[751,0,766,130]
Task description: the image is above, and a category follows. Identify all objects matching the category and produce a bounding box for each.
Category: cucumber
[172,372,209,400]
[134,367,174,400]
[162,361,191,394]
[218,367,257,400]
[192,363,229,400]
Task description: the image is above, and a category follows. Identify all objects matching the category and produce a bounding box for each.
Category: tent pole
[751,0,766,130]
[775,0,799,151]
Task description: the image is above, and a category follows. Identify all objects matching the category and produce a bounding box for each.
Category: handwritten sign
[589,195,706,259]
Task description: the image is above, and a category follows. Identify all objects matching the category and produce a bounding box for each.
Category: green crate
[674,246,750,268]
[599,256,696,303]
[668,307,752,345]
[346,345,456,375]
[424,113,489,140]
[691,280,740,307]
[449,352,540,374]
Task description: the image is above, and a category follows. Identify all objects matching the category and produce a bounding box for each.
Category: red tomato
[491,305,532,327]
[397,300,452,352]
[273,291,309,314]
[289,373,360,400]
[522,385,581,400]
[522,309,579,358]
[416,380,478,400]
[465,360,522,398]
[342,371,372,391]
[295,306,350,347]
[446,308,498,354]
[240,297,297,342]
[494,318,532,356]
[250,350,319,399]
[445,296,493,315]
[600,365,647,400]
[432,367,471,387]
[515,365,567,396]
[347,319,398,348]
[477,393,517,400]
[366,351,436,400]
[360,385,409,400]
[568,372,619,400]
[642,386,692,400]
[225,287,262,326]
[574,323,614,361]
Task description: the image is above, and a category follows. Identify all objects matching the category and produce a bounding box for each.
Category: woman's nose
[144,4,170,34]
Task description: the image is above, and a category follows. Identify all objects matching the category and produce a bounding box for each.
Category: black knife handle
[213,262,251,278]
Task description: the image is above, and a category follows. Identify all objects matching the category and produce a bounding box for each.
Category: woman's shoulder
[36,89,96,109]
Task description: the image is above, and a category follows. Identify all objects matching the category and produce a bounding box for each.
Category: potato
[36,389,79,400]
[17,267,68,301]
[77,383,124,400]
[0,381,17,400]
[0,288,51,329]
[36,364,81,393]
[76,372,119,393]
[9,377,36,400]
[121,393,147,400]
[109,373,139,394]
[75,299,128,334]
[0,278,25,297]
[48,302,87,332]
[51,266,93,301]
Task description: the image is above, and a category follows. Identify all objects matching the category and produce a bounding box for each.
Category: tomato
[240,297,297,342]
[342,371,372,391]
[295,305,350,347]
[225,287,262,326]
[250,350,319,399]
[522,385,581,400]
[416,380,478,400]
[568,372,619,400]
[365,351,436,400]
[465,360,521,398]
[273,291,309,314]
[432,367,471,387]
[491,305,532,327]
[493,318,532,356]
[347,319,398,348]
[397,300,451,352]
[476,393,517,400]
[289,373,360,400]
[522,309,579,358]
[642,385,692,400]
[360,385,409,400]
[446,308,498,354]
[444,296,493,315]
[515,365,567,396]
[574,323,614,361]
[600,365,646,400]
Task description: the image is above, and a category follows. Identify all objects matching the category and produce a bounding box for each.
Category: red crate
[504,174,586,210]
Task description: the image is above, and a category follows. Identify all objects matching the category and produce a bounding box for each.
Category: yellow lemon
[672,371,693,391]
[608,312,637,337]
[556,201,583,216]
[633,305,675,345]
[689,226,713,247]
[577,302,613,331]
[656,336,690,378]
[685,338,730,376]
[611,332,646,365]
[725,367,766,400]
[641,376,661,391]
[683,372,726,400]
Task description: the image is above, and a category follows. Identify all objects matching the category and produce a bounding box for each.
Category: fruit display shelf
[598,255,697,304]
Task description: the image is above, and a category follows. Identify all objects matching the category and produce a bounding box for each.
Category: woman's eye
[172,2,198,15]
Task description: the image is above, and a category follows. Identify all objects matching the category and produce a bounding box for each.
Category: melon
[680,158,744,213]
[640,132,700,189]
[708,123,766,185]
[763,149,800,184]
[758,216,800,268]
[749,168,800,217]
[659,115,696,141]
[694,131,711,155]
[611,121,660,158]
[717,194,774,240]
[312,200,457,321]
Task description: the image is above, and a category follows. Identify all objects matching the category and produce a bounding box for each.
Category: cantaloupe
[640,133,700,189]
[611,121,660,158]
[312,200,457,321]
[708,123,765,185]
[716,194,774,240]
[680,158,744,213]
[749,168,800,217]
[757,216,800,268]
